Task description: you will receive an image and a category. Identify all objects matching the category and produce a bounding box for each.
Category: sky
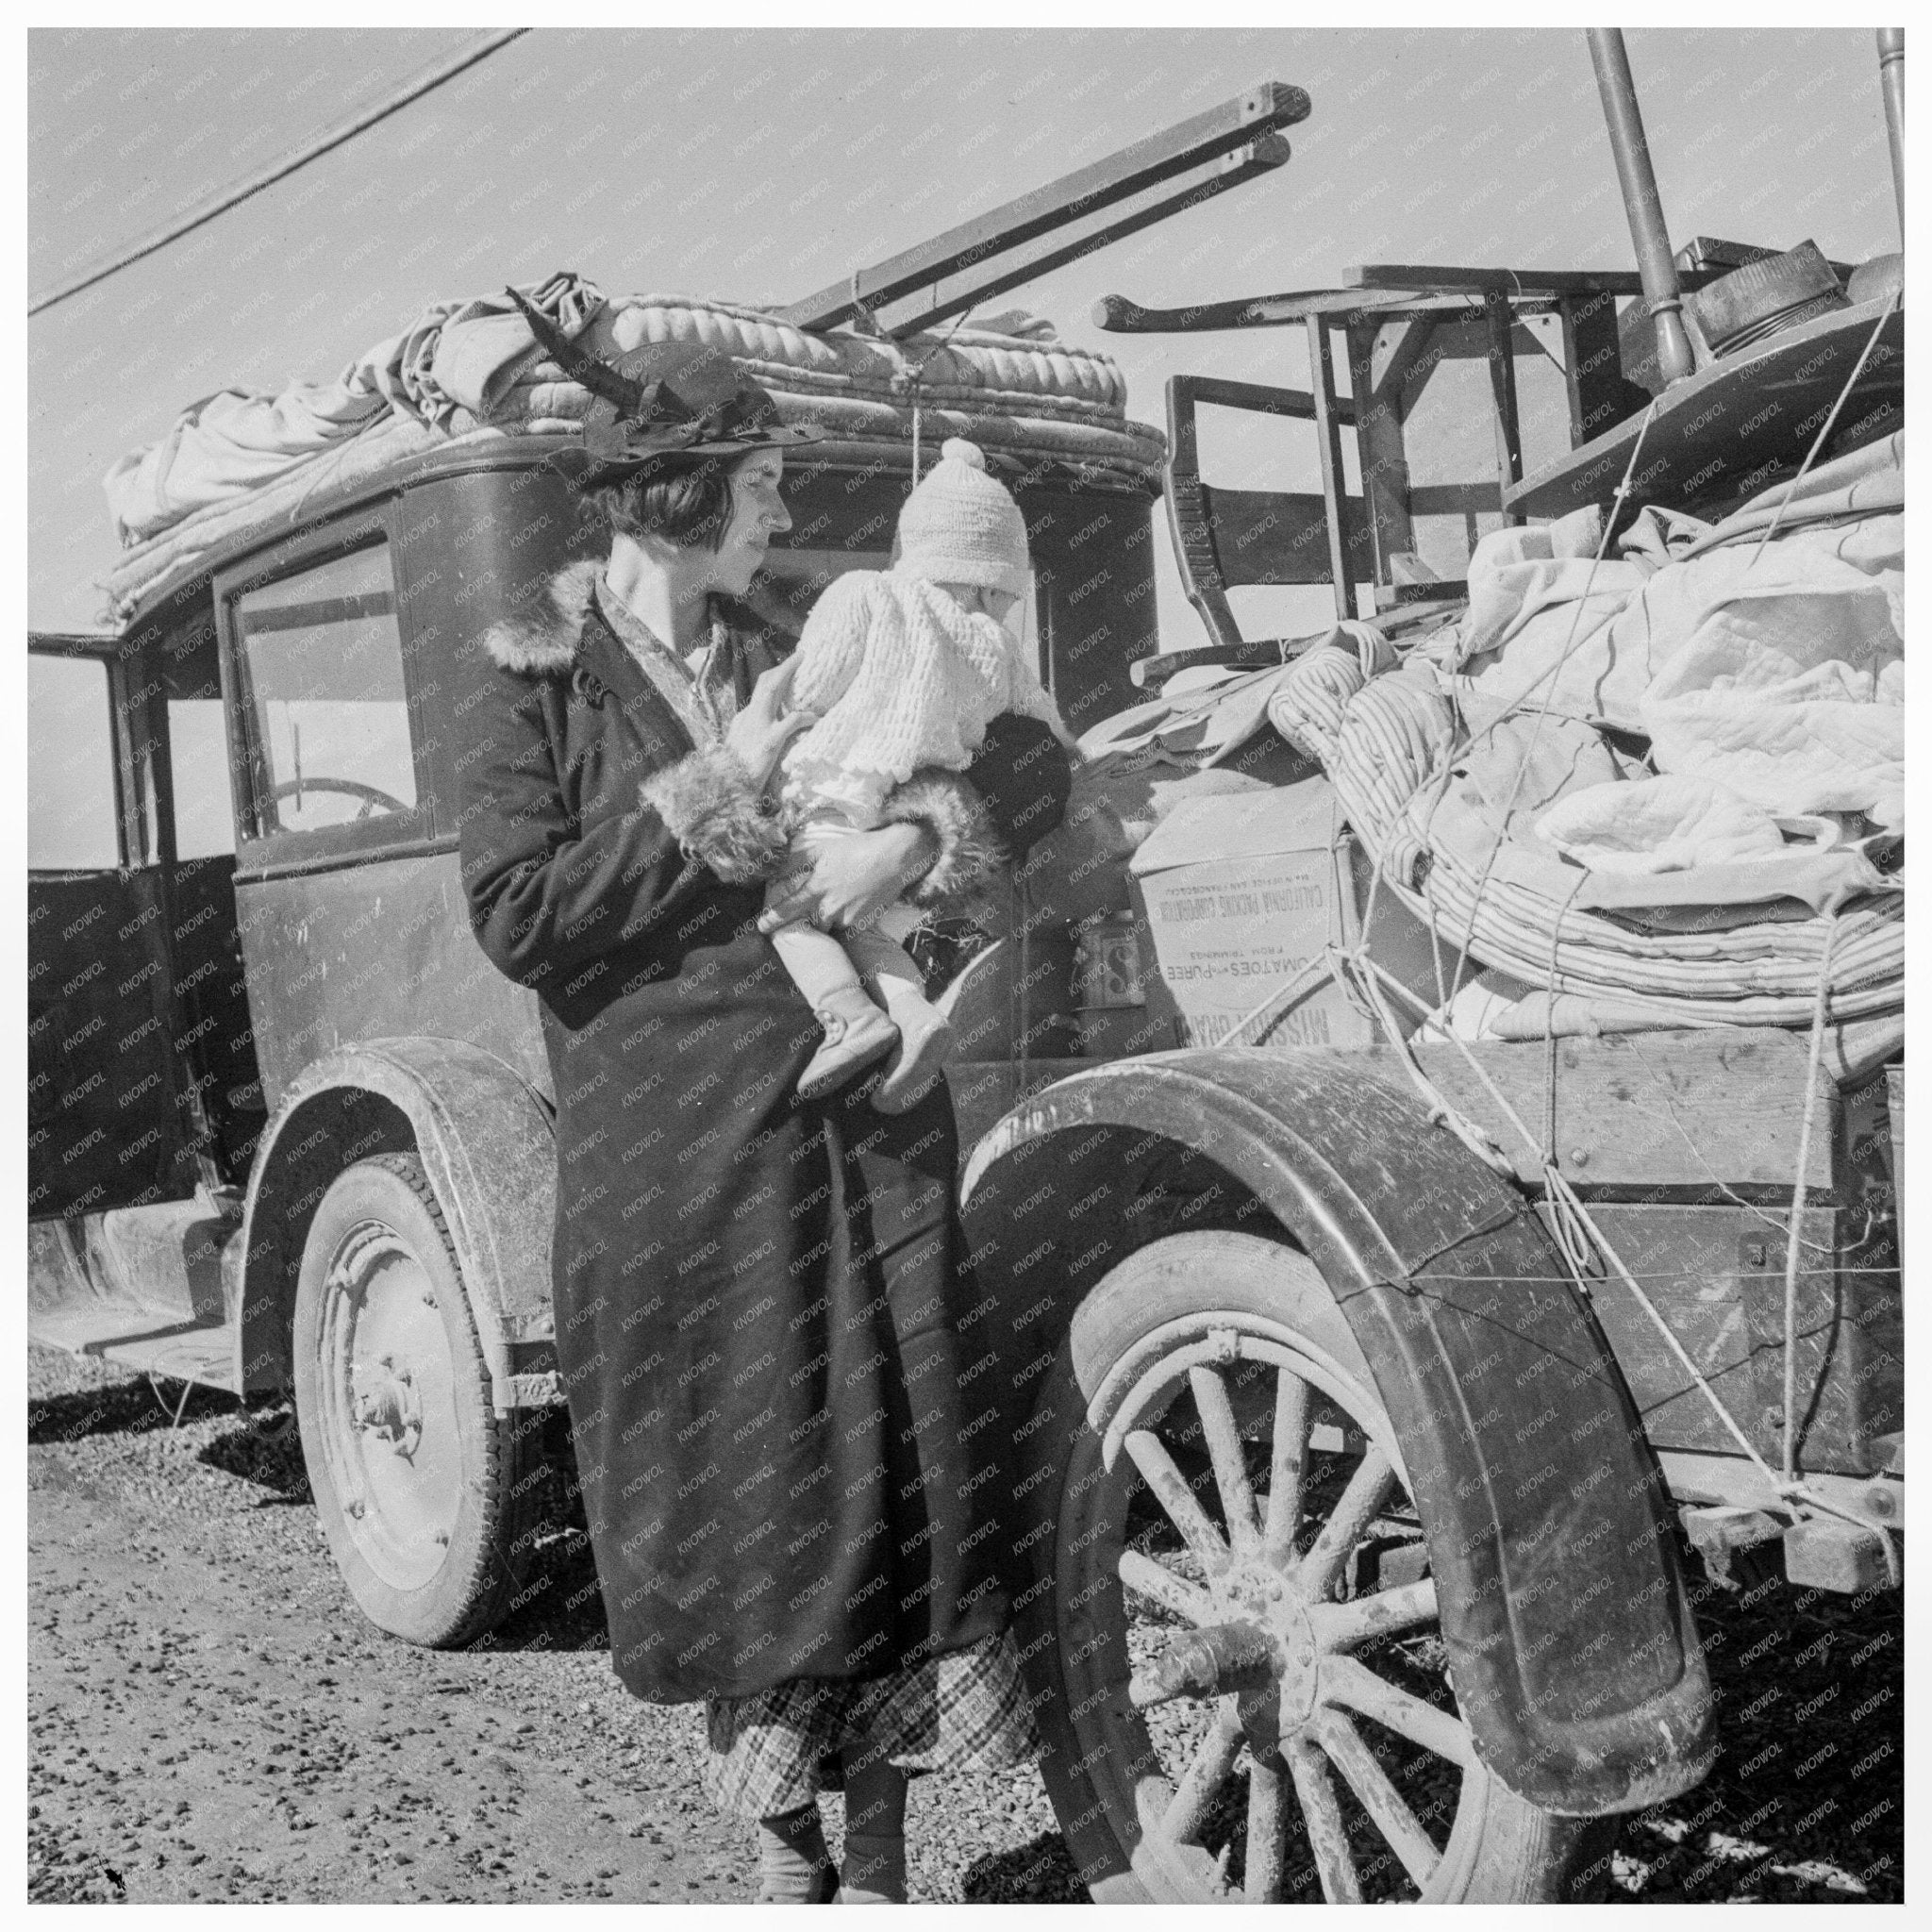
[27,25,1902,637]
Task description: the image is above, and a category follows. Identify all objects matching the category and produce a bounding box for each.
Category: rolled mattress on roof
[99,274,1166,625]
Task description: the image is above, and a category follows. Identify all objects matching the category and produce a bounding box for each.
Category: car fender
[235,1037,558,1411]
[960,1049,1715,1817]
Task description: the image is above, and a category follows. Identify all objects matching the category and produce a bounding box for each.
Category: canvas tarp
[103,273,602,545]
[1457,433,1905,839]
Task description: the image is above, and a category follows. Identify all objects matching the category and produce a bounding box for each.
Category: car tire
[293,1152,540,1647]
[1013,1230,1620,1904]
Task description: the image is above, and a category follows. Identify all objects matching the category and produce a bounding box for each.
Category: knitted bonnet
[894,439,1031,596]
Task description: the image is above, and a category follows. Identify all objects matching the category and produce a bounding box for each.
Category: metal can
[1073,911,1145,1009]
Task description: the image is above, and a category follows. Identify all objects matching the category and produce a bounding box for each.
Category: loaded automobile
[28,37,1905,1903]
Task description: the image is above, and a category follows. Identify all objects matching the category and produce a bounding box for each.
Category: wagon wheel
[1015,1231,1617,1904]
[292,1153,541,1647]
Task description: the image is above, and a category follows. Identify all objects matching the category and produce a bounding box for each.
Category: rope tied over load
[1216,329,1903,1580]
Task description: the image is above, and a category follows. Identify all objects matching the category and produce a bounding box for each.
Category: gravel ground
[25,1345,1074,1906]
[27,1343,1902,1905]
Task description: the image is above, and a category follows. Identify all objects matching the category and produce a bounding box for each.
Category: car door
[27,634,197,1218]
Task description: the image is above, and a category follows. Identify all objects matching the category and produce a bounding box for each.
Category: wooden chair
[1119,270,1661,688]
[1163,370,1369,646]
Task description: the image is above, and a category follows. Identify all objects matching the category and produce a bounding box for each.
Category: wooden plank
[782,82,1310,330]
[1414,1031,1834,1193]
[1406,481,1502,517]
[1557,287,1646,446]
[1581,1201,1858,1466]
[1348,262,1725,298]
[1482,291,1525,525]
[1092,287,1555,335]
[1346,318,1422,587]
[949,1036,1836,1197]
[1305,316,1356,621]
[1167,372,1352,426]
[1366,314,1441,413]
[1134,1033,1830,1194]
[1505,293,1903,521]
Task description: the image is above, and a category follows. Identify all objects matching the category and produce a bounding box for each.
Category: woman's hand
[724,658,817,793]
[758,824,939,935]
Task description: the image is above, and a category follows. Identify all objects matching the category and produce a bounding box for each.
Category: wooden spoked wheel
[1018,1231,1614,1904]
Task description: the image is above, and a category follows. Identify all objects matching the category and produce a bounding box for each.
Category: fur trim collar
[481,559,603,675]
[480,561,798,679]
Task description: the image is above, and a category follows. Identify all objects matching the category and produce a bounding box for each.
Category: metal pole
[1877,29,1906,243]
[1586,28,1695,388]
[29,29,527,316]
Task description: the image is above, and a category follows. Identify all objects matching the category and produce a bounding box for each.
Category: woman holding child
[458,324,1072,1902]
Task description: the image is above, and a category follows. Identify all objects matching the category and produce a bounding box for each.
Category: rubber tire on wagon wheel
[293,1153,540,1648]
[1015,1231,1619,1904]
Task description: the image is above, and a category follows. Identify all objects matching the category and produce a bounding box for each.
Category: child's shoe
[797,991,899,1102]
[871,995,955,1114]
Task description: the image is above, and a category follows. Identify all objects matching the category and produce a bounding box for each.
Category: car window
[28,655,121,870]
[167,697,236,858]
[235,542,416,837]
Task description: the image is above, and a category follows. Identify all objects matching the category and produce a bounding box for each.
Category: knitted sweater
[780,569,1073,824]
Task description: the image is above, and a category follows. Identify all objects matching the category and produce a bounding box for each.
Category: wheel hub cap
[1228,1559,1319,1725]
[1137,1562,1324,1730]
[352,1355,422,1453]
[318,1219,461,1591]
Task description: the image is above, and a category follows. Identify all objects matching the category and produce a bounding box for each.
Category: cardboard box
[1127,777,1437,1052]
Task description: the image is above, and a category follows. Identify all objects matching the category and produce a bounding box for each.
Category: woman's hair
[591,454,736,551]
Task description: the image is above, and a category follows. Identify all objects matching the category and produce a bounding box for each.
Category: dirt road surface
[26,1345,1074,1906]
[28,1343,1902,1905]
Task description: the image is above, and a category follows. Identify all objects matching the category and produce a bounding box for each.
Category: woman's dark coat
[458,562,1071,1703]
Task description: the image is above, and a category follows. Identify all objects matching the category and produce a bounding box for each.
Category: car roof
[110,419,1160,639]
[102,288,1163,639]
[29,628,124,653]
[112,431,583,638]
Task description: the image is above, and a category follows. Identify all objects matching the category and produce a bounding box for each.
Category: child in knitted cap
[764,438,1073,1112]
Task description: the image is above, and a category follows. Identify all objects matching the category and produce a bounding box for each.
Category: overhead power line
[28,28,527,317]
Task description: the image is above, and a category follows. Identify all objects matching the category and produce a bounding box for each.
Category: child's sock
[757,1803,838,1902]
[837,1747,908,1904]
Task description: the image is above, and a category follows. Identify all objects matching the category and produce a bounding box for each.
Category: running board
[28,1203,241,1393]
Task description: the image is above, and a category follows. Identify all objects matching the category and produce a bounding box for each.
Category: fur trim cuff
[880,772,1006,907]
[641,745,789,884]
[481,559,602,675]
